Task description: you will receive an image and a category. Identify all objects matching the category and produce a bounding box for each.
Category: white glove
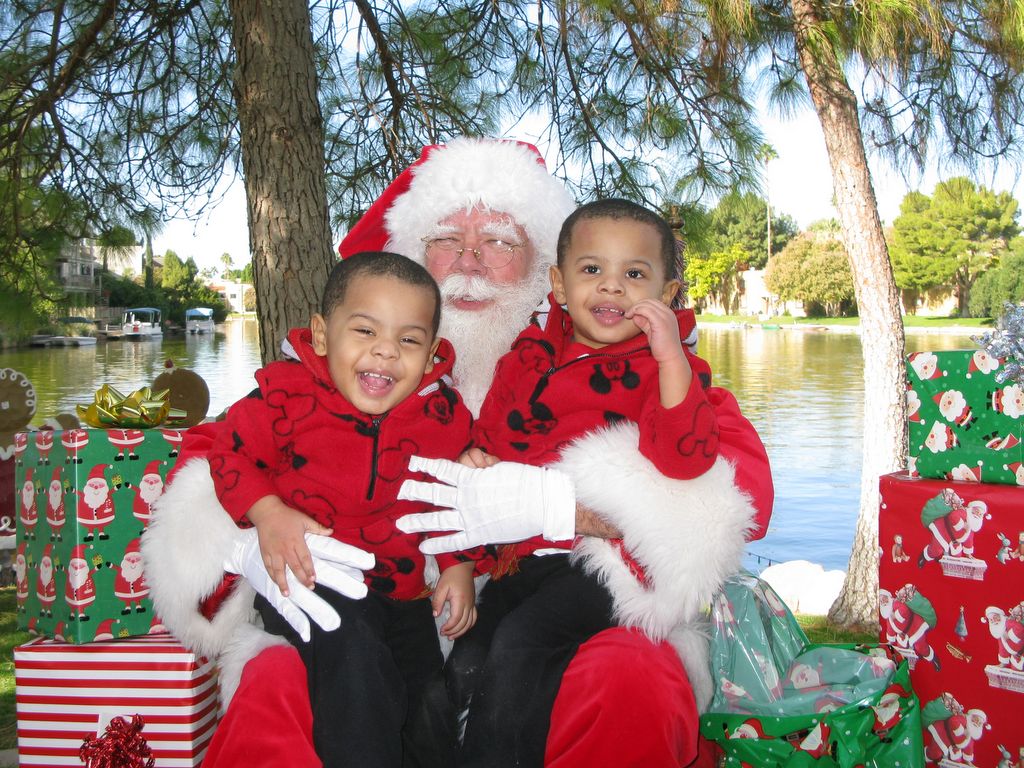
[396,456,576,554]
[224,529,375,642]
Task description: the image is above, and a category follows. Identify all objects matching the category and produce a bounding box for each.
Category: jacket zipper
[365,415,384,500]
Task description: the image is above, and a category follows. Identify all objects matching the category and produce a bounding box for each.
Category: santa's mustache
[438,274,501,303]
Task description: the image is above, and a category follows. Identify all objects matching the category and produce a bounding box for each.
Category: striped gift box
[15,633,218,767]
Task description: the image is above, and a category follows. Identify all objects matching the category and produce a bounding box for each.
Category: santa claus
[991,383,1024,419]
[727,718,770,740]
[142,137,774,767]
[65,542,98,621]
[879,584,940,669]
[908,352,941,381]
[35,542,56,617]
[110,537,149,614]
[919,494,989,564]
[19,468,37,540]
[76,464,115,541]
[1007,461,1024,487]
[161,428,183,457]
[132,461,164,530]
[906,386,922,422]
[786,660,825,691]
[45,467,65,541]
[983,604,1024,671]
[60,428,89,465]
[14,542,28,613]
[935,389,975,429]
[107,428,145,461]
[34,430,53,465]
[925,700,988,764]
[13,432,28,465]
[869,684,906,740]
[795,722,832,759]
[924,421,959,453]
[968,349,1000,377]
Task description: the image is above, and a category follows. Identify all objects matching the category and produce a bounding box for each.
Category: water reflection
[1,319,975,572]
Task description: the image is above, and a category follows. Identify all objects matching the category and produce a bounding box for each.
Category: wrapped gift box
[906,349,1024,485]
[13,427,183,642]
[15,633,218,767]
[878,472,1024,767]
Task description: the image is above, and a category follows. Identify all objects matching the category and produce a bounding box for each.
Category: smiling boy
[448,198,723,766]
[208,251,476,766]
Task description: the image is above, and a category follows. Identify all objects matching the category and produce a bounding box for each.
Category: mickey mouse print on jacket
[473,295,720,561]
[208,327,475,600]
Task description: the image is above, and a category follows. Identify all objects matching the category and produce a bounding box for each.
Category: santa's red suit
[34,430,53,464]
[35,548,56,615]
[985,606,1024,670]
[15,547,28,611]
[921,503,985,562]
[61,429,89,464]
[107,428,145,460]
[142,138,772,768]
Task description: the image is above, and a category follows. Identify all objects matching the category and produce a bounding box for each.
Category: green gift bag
[700,572,924,768]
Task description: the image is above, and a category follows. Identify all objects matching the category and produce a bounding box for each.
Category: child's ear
[310,313,328,355]
[661,279,681,306]
[549,265,567,304]
[424,337,442,374]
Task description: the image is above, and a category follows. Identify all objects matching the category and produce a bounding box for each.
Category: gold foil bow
[77,384,187,428]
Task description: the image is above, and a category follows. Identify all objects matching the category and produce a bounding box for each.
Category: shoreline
[697,320,985,336]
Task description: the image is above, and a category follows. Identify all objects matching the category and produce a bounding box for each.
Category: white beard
[67,560,89,589]
[48,483,62,509]
[121,556,145,583]
[439,270,549,416]
[83,482,109,510]
[139,478,163,505]
[39,560,53,587]
[15,558,26,582]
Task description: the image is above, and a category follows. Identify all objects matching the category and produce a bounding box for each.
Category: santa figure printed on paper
[65,543,98,621]
[76,464,115,541]
[982,602,1024,694]
[918,488,991,580]
[132,460,164,531]
[60,428,89,464]
[19,467,37,540]
[923,692,989,767]
[36,543,56,618]
[44,467,65,541]
[107,428,145,461]
[110,537,149,614]
[879,583,940,670]
[15,542,28,613]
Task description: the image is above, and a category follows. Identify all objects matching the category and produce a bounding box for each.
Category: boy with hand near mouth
[427,198,724,766]
[209,251,477,767]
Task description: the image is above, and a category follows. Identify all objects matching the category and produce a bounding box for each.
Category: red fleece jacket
[208,327,474,600]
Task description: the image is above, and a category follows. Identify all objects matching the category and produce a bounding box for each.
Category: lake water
[0,318,975,574]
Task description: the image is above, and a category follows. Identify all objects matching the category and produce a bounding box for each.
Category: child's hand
[626,299,692,409]
[433,561,477,639]
[458,447,500,468]
[246,496,333,596]
[625,299,684,365]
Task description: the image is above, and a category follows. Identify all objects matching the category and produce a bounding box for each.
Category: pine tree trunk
[790,0,907,631]
[227,0,334,363]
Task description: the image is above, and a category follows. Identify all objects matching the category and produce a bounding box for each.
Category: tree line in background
[688,177,1022,319]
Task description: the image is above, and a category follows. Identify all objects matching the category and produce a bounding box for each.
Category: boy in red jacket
[447,198,734,767]
[209,251,477,767]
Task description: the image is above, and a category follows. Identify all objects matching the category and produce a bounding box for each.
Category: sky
[153,106,1024,272]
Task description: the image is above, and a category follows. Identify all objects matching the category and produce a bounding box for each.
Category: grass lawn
[1,587,31,751]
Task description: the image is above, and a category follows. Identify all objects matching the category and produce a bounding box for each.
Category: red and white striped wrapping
[15,633,218,767]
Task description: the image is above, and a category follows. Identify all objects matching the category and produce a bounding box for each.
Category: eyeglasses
[421,236,522,270]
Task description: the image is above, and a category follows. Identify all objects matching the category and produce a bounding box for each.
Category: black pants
[446,554,615,768]
[257,586,456,768]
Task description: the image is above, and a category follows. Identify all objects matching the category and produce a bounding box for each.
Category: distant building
[210,280,252,314]
[55,240,101,298]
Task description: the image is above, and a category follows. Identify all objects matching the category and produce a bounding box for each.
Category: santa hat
[124,538,142,555]
[41,543,53,561]
[16,541,25,559]
[70,543,88,562]
[87,464,106,482]
[50,467,62,484]
[149,615,167,635]
[23,468,33,484]
[948,464,982,483]
[93,619,116,641]
[966,709,989,727]
[966,500,990,520]
[142,460,163,479]
[340,138,575,274]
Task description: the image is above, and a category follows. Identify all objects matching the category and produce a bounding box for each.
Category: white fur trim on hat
[384,137,575,270]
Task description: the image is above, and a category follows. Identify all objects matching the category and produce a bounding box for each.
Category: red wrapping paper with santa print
[906,349,1024,485]
[879,471,1024,768]
[15,633,217,767]
[13,428,183,642]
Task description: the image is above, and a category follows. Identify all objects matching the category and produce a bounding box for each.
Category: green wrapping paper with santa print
[905,349,1024,485]
[700,571,924,768]
[13,427,183,643]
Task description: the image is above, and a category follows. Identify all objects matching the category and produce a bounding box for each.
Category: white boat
[185,307,216,334]
[106,307,163,340]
